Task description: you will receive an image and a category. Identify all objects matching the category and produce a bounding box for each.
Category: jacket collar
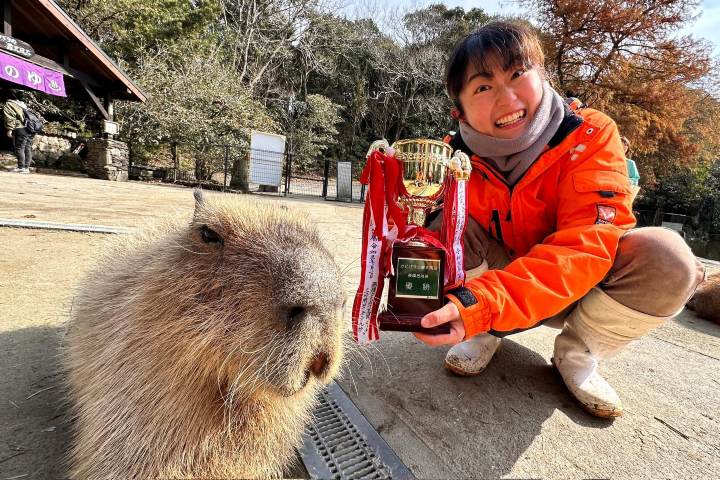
[548,101,584,148]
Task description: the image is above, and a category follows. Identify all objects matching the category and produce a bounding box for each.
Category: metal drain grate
[299,382,414,480]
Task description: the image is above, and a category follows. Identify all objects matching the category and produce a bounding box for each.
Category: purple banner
[0,51,66,97]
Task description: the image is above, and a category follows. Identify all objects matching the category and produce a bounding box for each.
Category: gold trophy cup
[377,139,455,334]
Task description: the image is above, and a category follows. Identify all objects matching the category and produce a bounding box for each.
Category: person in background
[621,136,641,202]
[3,97,33,174]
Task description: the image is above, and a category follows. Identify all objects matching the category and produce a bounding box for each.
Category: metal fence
[128,142,366,203]
[129,143,234,189]
[322,159,365,202]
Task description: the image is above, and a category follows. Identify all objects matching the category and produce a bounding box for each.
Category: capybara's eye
[200,225,223,245]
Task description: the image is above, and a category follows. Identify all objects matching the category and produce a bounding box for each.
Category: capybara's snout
[286,301,346,393]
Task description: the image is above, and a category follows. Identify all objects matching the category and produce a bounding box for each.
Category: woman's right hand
[413,302,465,347]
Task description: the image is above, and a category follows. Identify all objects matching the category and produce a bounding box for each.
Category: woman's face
[457,62,544,139]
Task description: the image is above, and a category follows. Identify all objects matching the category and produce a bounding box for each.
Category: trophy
[353,139,471,343]
[351,138,471,342]
[378,140,454,334]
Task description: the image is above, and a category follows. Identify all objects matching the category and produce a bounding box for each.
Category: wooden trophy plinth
[378,240,450,335]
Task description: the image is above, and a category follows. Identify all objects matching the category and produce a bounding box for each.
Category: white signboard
[249,131,286,187]
[337,161,352,201]
[102,120,119,135]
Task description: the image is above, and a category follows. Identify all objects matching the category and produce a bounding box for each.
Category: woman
[414,21,704,418]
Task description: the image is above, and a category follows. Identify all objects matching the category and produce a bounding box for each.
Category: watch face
[395,257,441,299]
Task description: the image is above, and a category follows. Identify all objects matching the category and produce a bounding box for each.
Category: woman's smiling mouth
[495,109,527,129]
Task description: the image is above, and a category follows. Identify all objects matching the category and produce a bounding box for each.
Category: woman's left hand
[413,302,466,346]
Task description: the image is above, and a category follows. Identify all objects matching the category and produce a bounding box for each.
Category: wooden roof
[8,0,146,102]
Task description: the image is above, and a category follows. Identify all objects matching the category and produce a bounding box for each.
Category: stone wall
[85,138,129,181]
[31,135,73,168]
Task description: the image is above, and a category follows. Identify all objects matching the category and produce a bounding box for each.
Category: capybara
[686,270,720,323]
[65,190,347,479]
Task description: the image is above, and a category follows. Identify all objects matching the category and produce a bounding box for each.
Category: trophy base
[378,312,451,335]
[378,240,449,335]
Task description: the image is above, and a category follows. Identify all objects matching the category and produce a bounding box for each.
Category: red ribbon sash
[352,151,387,343]
[352,149,468,343]
[441,174,468,290]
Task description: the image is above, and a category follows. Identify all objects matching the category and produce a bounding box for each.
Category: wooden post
[104,93,114,139]
[172,143,178,182]
[1,0,12,36]
[322,159,329,198]
[104,94,114,121]
[223,145,229,192]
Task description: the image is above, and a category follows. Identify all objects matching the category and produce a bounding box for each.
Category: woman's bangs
[465,33,533,80]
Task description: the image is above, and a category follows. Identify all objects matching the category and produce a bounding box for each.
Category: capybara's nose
[309,352,328,377]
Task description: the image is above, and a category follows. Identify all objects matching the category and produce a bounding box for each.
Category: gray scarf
[459,82,565,185]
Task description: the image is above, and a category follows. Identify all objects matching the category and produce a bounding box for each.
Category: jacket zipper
[491,209,504,243]
[473,163,508,244]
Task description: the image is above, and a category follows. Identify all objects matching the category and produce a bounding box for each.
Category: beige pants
[462,219,705,329]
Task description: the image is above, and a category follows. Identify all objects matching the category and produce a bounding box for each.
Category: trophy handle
[448,150,472,180]
[366,139,391,158]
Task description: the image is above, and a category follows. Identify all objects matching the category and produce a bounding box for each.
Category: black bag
[22,108,43,134]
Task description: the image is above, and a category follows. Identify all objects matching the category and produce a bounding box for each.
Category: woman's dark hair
[445,20,545,112]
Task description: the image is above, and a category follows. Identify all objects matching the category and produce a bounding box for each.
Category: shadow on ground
[0,325,70,480]
[339,335,613,479]
[674,313,720,339]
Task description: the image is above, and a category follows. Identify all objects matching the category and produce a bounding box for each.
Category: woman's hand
[413,302,465,346]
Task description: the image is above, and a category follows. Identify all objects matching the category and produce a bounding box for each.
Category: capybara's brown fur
[65,191,346,479]
[686,270,720,323]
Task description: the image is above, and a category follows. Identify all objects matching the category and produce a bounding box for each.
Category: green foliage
[402,4,491,52]
[287,94,343,174]
[637,159,720,235]
[117,42,277,147]
[58,0,220,64]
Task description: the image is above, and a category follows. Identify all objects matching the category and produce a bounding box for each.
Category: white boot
[553,287,670,418]
[445,333,501,376]
[444,260,499,376]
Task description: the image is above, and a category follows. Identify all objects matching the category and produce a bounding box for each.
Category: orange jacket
[444,104,636,337]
